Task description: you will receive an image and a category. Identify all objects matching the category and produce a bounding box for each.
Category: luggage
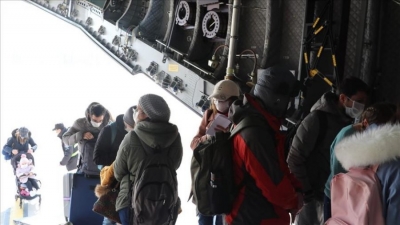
[69,173,103,224]
[63,173,74,221]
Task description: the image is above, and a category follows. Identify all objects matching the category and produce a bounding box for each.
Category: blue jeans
[324,195,331,222]
[198,214,223,225]
[118,207,130,225]
[102,217,116,225]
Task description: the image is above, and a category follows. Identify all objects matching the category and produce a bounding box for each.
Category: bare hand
[12,149,18,155]
[214,125,229,133]
[83,132,94,140]
[27,149,33,154]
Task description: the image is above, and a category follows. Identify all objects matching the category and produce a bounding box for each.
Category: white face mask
[91,120,102,128]
[125,127,133,132]
[21,164,28,169]
[345,98,365,119]
[214,99,230,113]
[133,107,139,123]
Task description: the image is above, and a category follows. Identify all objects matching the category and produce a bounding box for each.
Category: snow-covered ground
[1,1,200,224]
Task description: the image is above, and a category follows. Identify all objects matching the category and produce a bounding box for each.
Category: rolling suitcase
[69,173,103,224]
[63,173,74,222]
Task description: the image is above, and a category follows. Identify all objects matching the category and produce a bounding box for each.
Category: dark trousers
[198,214,223,225]
[323,195,331,222]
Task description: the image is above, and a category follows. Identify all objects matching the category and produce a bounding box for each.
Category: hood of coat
[228,95,265,125]
[335,123,400,170]
[134,121,179,149]
[84,102,112,126]
[115,114,126,132]
[311,92,352,124]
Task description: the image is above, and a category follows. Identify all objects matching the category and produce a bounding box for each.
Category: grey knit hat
[139,94,170,122]
[123,106,136,127]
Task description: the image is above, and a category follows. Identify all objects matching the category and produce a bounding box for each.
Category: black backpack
[2,137,13,160]
[283,110,328,160]
[189,116,262,216]
[131,141,179,225]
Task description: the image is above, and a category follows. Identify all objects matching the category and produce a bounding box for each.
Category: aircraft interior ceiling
[25,0,400,122]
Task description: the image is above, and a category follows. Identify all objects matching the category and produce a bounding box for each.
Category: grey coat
[287,92,352,199]
[62,103,112,153]
[113,121,183,211]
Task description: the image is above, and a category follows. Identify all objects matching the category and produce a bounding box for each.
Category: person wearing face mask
[287,76,369,225]
[92,105,135,225]
[62,102,113,158]
[323,102,396,222]
[53,123,79,171]
[63,102,113,176]
[190,79,240,225]
[334,106,400,224]
[190,79,241,151]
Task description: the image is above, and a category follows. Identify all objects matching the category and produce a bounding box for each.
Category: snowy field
[1,1,200,224]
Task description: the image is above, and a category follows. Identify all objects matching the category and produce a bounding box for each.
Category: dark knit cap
[138,94,170,122]
[123,106,136,127]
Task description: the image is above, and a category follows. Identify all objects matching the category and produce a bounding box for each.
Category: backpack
[131,140,179,225]
[326,165,385,225]
[96,122,118,171]
[2,137,13,160]
[79,139,100,176]
[110,122,117,144]
[283,110,328,160]
[189,116,262,216]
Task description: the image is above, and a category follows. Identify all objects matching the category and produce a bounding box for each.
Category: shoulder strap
[315,110,329,144]
[229,116,264,139]
[110,122,117,144]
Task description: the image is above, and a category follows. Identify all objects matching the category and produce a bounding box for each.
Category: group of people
[3,65,399,225]
[189,67,399,225]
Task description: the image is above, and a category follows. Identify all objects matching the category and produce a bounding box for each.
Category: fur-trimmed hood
[335,123,400,170]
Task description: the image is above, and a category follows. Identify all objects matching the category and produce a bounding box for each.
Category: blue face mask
[366,123,378,131]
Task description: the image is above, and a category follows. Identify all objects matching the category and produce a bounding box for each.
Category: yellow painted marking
[313,17,320,28]
[317,46,324,57]
[332,55,337,67]
[304,53,309,64]
[10,199,23,224]
[314,26,324,35]
[168,64,179,72]
[324,77,333,86]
